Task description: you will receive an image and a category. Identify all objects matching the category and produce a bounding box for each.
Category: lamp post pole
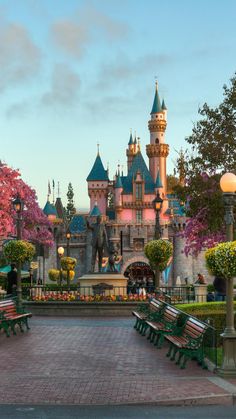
[219,173,236,376]
[57,246,64,288]
[153,190,163,289]
[13,196,24,306]
[66,231,71,257]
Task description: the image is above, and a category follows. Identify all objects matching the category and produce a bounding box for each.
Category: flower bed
[30,291,157,303]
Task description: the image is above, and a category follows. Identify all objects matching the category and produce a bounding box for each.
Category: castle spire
[128,130,133,145]
[151,81,162,114]
[155,171,163,189]
[162,99,167,110]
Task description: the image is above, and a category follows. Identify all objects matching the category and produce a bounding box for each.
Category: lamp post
[152,190,163,288]
[13,196,24,305]
[66,231,71,257]
[219,172,236,376]
[57,246,64,287]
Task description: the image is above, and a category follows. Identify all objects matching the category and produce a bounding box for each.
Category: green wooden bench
[0,298,32,337]
[145,305,182,348]
[132,299,164,335]
[165,317,208,369]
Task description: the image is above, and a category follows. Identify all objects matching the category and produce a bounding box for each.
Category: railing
[12,284,208,304]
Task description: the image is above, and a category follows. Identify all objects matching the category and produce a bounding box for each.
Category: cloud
[0,23,41,92]
[41,64,81,107]
[51,4,129,59]
[82,5,129,40]
[5,101,30,119]
[95,52,172,89]
[52,20,89,59]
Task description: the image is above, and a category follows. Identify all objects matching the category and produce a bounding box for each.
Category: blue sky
[0,0,235,209]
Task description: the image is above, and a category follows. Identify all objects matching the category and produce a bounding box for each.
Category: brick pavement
[0,316,236,406]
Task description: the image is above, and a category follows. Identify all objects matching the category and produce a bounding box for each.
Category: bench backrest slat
[183,317,207,340]
[149,300,163,313]
[0,299,17,316]
[162,306,180,323]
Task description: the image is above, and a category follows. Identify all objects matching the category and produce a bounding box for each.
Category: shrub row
[176,301,236,342]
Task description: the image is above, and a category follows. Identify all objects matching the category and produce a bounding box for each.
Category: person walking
[6,264,17,295]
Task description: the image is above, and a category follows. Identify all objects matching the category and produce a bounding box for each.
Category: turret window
[136,210,142,223]
[135,183,142,200]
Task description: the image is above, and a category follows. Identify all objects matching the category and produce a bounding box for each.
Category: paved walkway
[0,316,236,406]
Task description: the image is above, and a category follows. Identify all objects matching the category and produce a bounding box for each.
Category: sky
[0,0,236,210]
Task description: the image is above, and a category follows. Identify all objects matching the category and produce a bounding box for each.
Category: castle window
[136,210,142,223]
[155,138,159,144]
[136,183,142,200]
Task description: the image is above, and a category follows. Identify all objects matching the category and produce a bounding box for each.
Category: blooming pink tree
[0,161,53,246]
[181,208,225,257]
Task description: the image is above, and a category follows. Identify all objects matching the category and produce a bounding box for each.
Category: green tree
[66,183,76,221]
[144,239,173,288]
[174,73,236,255]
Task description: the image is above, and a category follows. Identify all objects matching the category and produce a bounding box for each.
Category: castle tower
[126,131,138,172]
[114,172,123,220]
[146,82,169,196]
[86,149,109,215]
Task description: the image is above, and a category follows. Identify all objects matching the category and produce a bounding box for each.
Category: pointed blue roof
[90,203,101,216]
[69,215,86,234]
[43,201,58,217]
[151,85,162,114]
[155,171,163,188]
[87,153,109,181]
[122,152,155,193]
[128,132,133,145]
[162,99,167,110]
[115,174,123,189]
[133,135,137,144]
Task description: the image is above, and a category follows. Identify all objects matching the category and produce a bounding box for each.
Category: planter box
[24,301,145,317]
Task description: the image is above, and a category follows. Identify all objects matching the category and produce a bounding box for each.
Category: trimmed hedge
[177,301,236,342]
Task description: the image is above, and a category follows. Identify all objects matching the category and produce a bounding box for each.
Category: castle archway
[123,261,154,282]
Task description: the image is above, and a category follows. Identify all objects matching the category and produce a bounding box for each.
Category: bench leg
[150,330,156,343]
[147,328,152,340]
[170,346,178,361]
[19,321,24,333]
[156,334,164,349]
[25,318,30,330]
[180,354,188,369]
[9,321,17,335]
[175,351,184,365]
[141,323,148,336]
[166,344,173,358]
[134,318,139,329]
[3,324,10,337]
[154,333,159,346]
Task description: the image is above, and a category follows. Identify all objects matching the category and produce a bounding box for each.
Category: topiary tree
[48,269,60,283]
[60,256,77,288]
[4,240,35,264]
[144,239,173,288]
[3,240,35,304]
[205,242,236,280]
[205,241,236,343]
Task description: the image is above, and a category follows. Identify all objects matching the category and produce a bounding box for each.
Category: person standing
[6,264,17,295]
[213,276,226,301]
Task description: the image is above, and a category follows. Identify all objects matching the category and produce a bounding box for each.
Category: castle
[42,83,210,285]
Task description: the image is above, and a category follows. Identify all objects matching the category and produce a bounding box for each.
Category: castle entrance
[124,262,154,293]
